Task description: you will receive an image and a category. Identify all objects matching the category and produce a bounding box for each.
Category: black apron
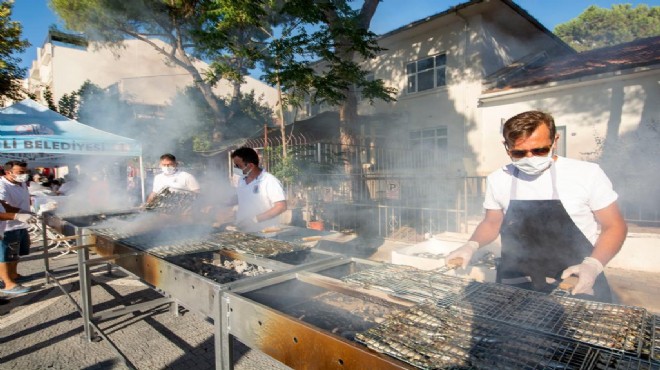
[497,164,611,302]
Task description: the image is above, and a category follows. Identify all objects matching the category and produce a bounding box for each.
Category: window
[555,126,566,156]
[409,126,448,150]
[406,54,447,94]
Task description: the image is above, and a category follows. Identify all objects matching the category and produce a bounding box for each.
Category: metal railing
[258,142,659,239]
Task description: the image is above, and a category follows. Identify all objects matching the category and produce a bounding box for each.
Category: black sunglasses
[508,146,552,159]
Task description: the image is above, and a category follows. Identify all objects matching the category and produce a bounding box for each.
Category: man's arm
[255,200,287,223]
[0,200,20,213]
[591,202,627,266]
[469,209,504,246]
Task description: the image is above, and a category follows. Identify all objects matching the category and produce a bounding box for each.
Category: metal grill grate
[93,229,309,258]
[653,315,660,363]
[203,231,312,257]
[588,349,660,370]
[144,187,198,215]
[341,264,475,304]
[94,227,221,257]
[453,283,649,356]
[356,303,594,369]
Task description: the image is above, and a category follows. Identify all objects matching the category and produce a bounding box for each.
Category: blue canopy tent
[0,99,145,201]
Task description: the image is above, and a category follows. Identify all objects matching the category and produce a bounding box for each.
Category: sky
[10,0,660,73]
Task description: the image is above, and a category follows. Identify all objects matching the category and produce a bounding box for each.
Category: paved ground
[1,238,659,369]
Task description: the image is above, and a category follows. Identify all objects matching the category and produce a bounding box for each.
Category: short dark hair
[4,160,27,171]
[503,111,556,148]
[160,153,176,162]
[231,147,259,166]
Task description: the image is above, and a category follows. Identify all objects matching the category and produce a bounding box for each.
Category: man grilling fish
[228,147,287,233]
[446,111,627,302]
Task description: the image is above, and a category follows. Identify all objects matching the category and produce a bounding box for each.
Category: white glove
[445,241,479,269]
[560,257,604,296]
[14,213,37,223]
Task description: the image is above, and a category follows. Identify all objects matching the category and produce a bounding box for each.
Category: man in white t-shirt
[229,147,286,232]
[146,153,200,203]
[446,111,627,302]
[0,161,37,295]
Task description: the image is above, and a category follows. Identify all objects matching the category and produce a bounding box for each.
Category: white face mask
[161,166,176,175]
[233,166,252,178]
[14,174,30,183]
[512,150,554,176]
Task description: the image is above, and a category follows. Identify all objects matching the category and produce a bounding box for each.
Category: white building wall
[27,37,278,111]
[352,0,568,176]
[477,67,660,175]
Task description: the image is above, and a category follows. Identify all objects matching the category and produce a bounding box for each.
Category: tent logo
[15,124,54,136]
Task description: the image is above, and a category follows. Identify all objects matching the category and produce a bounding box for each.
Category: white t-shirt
[152,170,200,194]
[483,156,618,245]
[0,177,31,231]
[0,203,6,238]
[236,171,286,232]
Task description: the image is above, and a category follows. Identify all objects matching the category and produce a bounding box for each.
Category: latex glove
[445,241,479,269]
[560,257,604,296]
[14,213,37,223]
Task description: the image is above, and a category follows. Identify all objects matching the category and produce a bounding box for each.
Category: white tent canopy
[0,99,145,201]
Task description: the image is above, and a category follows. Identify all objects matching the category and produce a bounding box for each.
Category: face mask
[161,166,176,175]
[234,166,252,178]
[14,174,29,183]
[512,149,553,176]
[242,166,253,178]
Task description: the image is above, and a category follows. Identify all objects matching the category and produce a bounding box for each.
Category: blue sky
[11,0,660,73]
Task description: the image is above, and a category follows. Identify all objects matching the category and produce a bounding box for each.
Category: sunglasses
[508,145,552,159]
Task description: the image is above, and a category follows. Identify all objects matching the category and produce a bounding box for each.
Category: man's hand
[236,216,259,230]
[560,257,604,295]
[14,213,37,224]
[445,241,479,269]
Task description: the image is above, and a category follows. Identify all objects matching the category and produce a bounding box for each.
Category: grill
[589,349,659,370]
[40,198,660,370]
[356,303,594,369]
[341,263,475,304]
[144,187,198,215]
[452,283,650,356]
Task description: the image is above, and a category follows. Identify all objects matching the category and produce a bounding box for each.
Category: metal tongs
[434,257,465,273]
[550,276,579,296]
[434,252,498,274]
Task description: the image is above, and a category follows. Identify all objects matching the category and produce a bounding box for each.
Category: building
[275,0,659,234]
[26,30,279,116]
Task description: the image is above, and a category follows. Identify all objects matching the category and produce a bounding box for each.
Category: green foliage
[43,86,58,111]
[58,93,78,119]
[555,4,660,51]
[0,0,30,100]
[261,0,396,110]
[264,146,300,186]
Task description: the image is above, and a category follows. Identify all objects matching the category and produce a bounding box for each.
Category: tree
[262,0,396,199]
[555,4,660,51]
[43,86,58,111]
[50,0,228,136]
[0,0,30,101]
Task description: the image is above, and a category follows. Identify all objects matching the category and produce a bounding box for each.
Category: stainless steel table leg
[78,235,98,342]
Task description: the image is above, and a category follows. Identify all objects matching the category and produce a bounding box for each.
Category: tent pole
[139,155,146,203]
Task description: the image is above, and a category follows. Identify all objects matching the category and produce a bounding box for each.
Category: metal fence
[259,142,658,241]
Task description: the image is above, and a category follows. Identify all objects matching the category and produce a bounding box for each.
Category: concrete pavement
[2,238,659,369]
